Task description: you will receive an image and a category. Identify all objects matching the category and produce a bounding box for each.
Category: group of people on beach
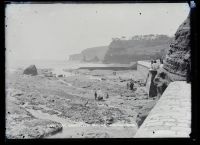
[126,79,135,91]
[93,59,164,100]
[94,89,109,101]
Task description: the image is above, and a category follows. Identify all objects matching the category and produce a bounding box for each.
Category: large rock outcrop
[163,15,190,78]
[23,65,38,76]
[154,14,191,96]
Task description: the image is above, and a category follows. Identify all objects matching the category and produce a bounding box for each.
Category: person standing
[127,82,130,90]
[130,79,134,90]
[94,91,97,100]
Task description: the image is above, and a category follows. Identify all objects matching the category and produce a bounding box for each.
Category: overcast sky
[6,3,190,61]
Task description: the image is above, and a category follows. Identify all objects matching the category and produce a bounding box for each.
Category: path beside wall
[134,81,191,137]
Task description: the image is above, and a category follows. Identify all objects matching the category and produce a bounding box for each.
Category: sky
[5,3,190,61]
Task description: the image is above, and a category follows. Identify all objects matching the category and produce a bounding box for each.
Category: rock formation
[154,14,190,97]
[163,15,190,78]
[23,65,38,76]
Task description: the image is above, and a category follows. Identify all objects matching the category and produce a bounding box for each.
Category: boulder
[97,95,103,101]
[23,65,38,76]
[44,74,53,77]
[57,74,63,77]
[105,116,114,125]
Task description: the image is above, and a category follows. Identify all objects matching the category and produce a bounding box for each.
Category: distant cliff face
[68,54,83,61]
[154,14,190,97]
[103,35,172,64]
[68,46,108,62]
[81,46,108,61]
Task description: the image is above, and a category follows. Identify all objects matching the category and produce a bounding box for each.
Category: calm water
[6,59,132,75]
[6,59,109,69]
[6,59,112,75]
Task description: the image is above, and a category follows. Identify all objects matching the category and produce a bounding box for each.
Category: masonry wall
[137,61,151,79]
[134,81,191,137]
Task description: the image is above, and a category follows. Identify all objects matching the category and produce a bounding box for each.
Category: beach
[6,61,156,138]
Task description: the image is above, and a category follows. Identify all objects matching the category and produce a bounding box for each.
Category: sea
[6,59,131,76]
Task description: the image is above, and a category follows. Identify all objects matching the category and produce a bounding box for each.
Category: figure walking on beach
[127,82,130,90]
[130,79,134,90]
[94,91,97,100]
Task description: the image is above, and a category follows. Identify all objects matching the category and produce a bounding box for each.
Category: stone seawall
[137,61,151,79]
[134,81,191,137]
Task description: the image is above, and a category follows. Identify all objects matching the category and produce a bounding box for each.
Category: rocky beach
[6,63,157,138]
[5,3,191,139]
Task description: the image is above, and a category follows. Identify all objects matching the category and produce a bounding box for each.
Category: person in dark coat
[160,58,163,64]
[130,79,134,90]
[94,91,97,100]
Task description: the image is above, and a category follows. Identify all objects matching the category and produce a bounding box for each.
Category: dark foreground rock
[23,65,38,76]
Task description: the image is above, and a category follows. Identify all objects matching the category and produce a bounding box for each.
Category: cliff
[163,15,190,77]
[154,14,190,96]
[68,54,83,61]
[103,35,173,64]
[68,46,108,62]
